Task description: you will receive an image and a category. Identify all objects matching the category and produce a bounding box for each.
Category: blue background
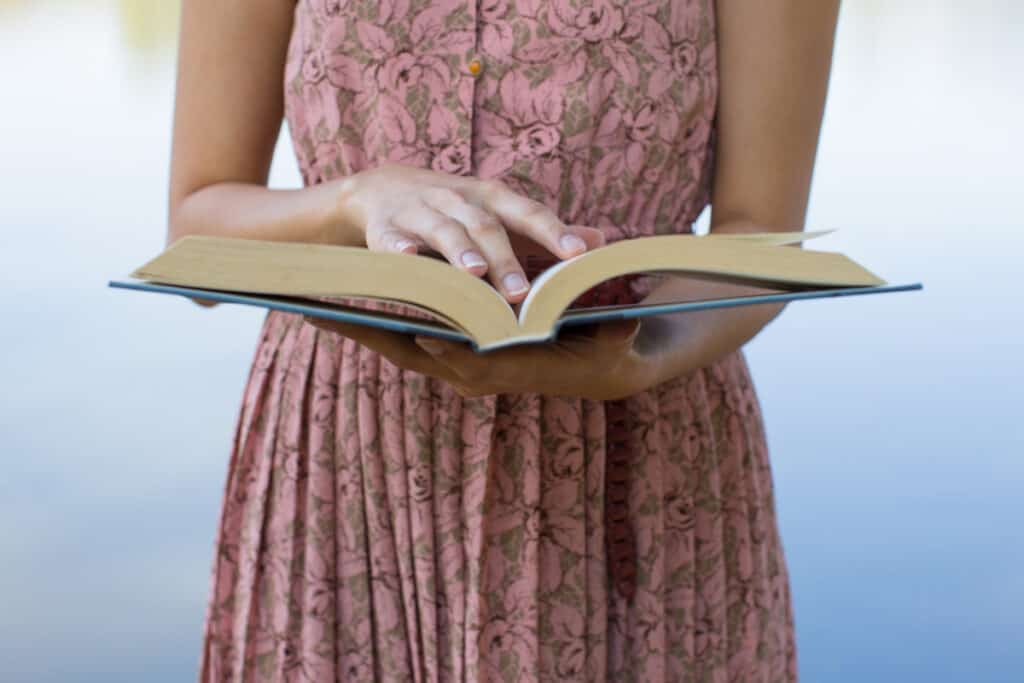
[0,1,1020,681]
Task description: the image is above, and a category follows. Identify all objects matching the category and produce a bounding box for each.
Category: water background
[1,1,1021,681]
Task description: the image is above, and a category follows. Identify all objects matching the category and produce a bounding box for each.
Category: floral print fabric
[199,1,798,681]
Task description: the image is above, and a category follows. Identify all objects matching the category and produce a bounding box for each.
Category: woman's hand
[331,161,606,303]
[303,316,669,401]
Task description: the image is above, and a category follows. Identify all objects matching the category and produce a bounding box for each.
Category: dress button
[468,57,483,76]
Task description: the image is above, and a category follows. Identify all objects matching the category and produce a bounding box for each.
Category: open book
[108,231,922,351]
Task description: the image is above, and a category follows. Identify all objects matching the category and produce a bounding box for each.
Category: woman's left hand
[302,316,668,401]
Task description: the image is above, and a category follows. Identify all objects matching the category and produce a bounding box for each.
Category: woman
[169,1,840,680]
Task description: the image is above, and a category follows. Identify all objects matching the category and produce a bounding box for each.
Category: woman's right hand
[329,161,606,304]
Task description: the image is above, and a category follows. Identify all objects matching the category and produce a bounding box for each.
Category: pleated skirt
[198,308,797,682]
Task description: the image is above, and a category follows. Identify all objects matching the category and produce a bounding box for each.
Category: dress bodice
[282,0,718,244]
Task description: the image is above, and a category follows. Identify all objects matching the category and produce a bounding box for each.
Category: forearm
[641,0,840,382]
[638,277,785,381]
[710,0,840,231]
[166,0,363,250]
[167,178,361,248]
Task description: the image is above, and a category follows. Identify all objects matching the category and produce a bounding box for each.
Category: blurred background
[1,0,1021,681]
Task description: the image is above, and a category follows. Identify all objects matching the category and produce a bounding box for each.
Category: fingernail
[460,250,487,269]
[395,238,416,253]
[560,234,587,254]
[503,273,529,295]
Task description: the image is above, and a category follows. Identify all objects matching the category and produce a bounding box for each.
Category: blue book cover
[108,279,923,353]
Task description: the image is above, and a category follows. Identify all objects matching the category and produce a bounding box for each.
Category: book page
[130,235,520,348]
[518,234,885,337]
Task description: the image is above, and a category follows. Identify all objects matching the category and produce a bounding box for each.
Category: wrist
[631,317,688,389]
[315,174,364,246]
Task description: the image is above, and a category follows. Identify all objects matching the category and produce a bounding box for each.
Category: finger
[565,224,607,251]
[422,187,532,303]
[392,201,491,279]
[558,318,640,353]
[304,317,461,381]
[414,336,502,397]
[592,318,642,347]
[304,317,414,356]
[477,178,589,260]
[415,335,502,386]
[365,225,422,255]
[413,335,464,356]
[416,336,569,395]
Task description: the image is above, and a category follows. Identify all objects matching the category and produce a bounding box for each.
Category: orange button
[468,57,483,76]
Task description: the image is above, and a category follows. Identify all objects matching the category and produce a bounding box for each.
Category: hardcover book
[108,231,922,352]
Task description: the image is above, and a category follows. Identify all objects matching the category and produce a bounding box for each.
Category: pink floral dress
[199,1,798,681]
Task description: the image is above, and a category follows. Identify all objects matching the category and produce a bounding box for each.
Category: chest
[287,1,715,132]
[283,0,718,233]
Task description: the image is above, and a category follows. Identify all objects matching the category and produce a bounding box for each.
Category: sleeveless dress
[199,1,798,681]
